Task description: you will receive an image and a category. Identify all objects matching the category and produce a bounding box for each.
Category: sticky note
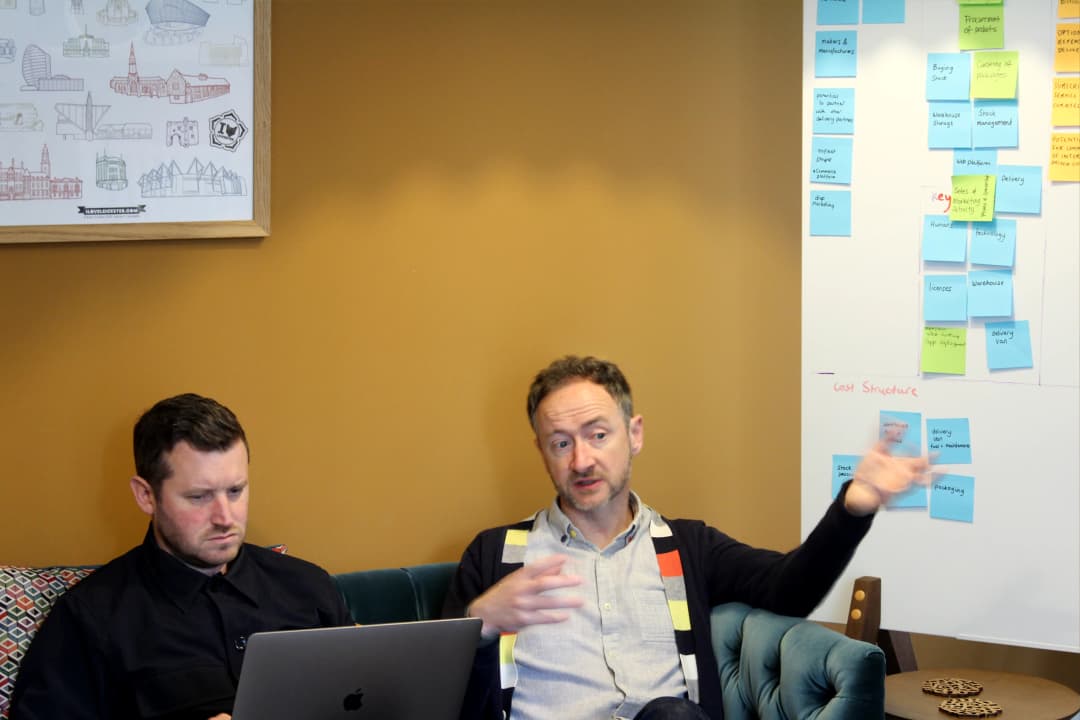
[880,410,923,458]
[950,174,995,222]
[994,165,1042,214]
[818,0,858,25]
[1050,132,1080,182]
[1062,0,1080,19]
[930,474,975,522]
[890,485,929,509]
[1056,23,1080,72]
[922,327,967,375]
[968,269,1013,317]
[972,51,1018,99]
[810,136,853,185]
[809,190,852,236]
[816,31,858,78]
[927,418,972,464]
[970,218,1016,267]
[929,102,973,149]
[973,100,1018,148]
[1052,78,1080,127]
[927,53,971,101]
[813,88,856,134]
[863,0,905,23]
[922,216,968,263]
[985,320,1033,369]
[832,454,862,499]
[924,275,968,321]
[954,149,997,175]
[960,5,1004,50]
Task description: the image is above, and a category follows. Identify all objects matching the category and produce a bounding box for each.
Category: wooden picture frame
[0,1,270,244]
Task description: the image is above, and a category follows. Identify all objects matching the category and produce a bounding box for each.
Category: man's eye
[594,432,607,441]
[187,494,207,502]
[228,487,244,497]
[554,440,570,450]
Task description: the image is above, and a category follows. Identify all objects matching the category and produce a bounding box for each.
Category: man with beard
[443,355,930,720]
[10,393,352,720]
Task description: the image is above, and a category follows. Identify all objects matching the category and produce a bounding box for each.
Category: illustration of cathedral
[110,44,229,103]
[0,145,83,201]
[97,0,137,26]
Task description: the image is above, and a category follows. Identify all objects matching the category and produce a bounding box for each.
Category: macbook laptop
[231,617,481,720]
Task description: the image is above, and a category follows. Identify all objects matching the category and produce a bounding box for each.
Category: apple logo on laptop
[343,688,364,712]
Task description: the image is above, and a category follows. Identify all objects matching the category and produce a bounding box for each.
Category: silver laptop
[231,618,481,720]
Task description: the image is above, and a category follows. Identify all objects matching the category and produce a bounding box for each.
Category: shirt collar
[138,523,261,610]
[544,491,648,551]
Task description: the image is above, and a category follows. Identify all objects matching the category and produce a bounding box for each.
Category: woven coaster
[922,677,984,697]
[938,697,1003,718]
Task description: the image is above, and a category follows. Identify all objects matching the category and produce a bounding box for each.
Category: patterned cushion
[0,566,94,719]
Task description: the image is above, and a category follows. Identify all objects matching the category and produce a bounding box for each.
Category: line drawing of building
[63,26,110,58]
[0,103,45,132]
[97,0,137,26]
[0,144,83,201]
[0,38,15,64]
[21,44,85,91]
[29,0,43,14]
[199,35,248,66]
[0,0,16,10]
[96,150,127,190]
[145,0,210,46]
[138,158,246,197]
[110,44,230,103]
[70,0,85,13]
[55,92,152,141]
[166,117,199,147]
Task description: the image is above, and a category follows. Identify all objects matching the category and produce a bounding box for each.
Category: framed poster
[0,0,269,244]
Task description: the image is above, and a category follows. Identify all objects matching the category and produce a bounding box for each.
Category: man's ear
[629,415,644,456]
[130,476,156,517]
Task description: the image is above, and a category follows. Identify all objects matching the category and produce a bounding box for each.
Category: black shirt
[10,527,352,720]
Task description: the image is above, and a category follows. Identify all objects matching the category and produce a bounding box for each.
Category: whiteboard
[801,0,1080,653]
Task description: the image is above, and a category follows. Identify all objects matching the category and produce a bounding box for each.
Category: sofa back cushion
[0,566,95,719]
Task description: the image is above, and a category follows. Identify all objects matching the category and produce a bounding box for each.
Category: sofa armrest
[711,602,885,720]
[332,562,458,625]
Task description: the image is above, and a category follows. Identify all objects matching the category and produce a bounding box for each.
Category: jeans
[632,697,711,720]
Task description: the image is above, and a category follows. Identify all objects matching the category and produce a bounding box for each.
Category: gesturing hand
[467,554,584,640]
[844,440,933,516]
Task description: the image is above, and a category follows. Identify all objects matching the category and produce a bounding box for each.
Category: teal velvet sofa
[2,562,885,720]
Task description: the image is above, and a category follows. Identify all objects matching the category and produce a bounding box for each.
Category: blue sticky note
[973,100,1018,148]
[890,485,928,509]
[816,31,858,78]
[994,165,1042,214]
[930,474,974,522]
[970,218,1016,267]
[928,102,972,149]
[809,190,851,236]
[927,53,971,101]
[926,418,972,464]
[922,216,967,263]
[813,88,855,135]
[832,454,862,499]
[968,270,1013,317]
[985,320,1033,369]
[954,149,997,175]
[880,410,922,458]
[924,275,968,321]
[818,0,858,25]
[810,136,853,184]
[863,0,905,24]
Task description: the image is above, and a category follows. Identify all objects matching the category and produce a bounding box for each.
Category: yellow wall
[1,0,1075,693]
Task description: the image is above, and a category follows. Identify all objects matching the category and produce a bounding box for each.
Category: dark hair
[526,355,634,428]
[133,393,248,492]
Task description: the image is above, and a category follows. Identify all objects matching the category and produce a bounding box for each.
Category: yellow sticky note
[922,327,967,375]
[972,51,1019,99]
[1053,78,1080,127]
[1056,23,1080,72]
[505,529,528,546]
[960,5,1004,50]
[950,175,996,222]
[1062,0,1080,19]
[1050,133,1080,182]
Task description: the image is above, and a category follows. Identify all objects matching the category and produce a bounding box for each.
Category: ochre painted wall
[1,0,1075,693]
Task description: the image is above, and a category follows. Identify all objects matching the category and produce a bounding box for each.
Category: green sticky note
[972,51,1019,99]
[950,175,996,222]
[922,327,967,375]
[959,5,1004,50]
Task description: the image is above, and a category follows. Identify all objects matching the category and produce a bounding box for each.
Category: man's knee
[633,696,711,720]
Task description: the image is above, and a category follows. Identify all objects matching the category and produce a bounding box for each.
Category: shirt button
[234,636,247,651]
[603,602,612,611]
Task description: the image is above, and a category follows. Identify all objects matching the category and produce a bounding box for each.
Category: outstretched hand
[844,440,932,516]
[467,554,584,640]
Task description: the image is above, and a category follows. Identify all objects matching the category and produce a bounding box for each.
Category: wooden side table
[885,668,1080,720]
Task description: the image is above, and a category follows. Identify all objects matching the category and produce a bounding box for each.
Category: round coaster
[938,697,1003,718]
[922,677,984,697]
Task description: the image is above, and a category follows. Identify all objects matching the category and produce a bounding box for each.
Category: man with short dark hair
[444,356,929,720]
[10,393,352,720]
